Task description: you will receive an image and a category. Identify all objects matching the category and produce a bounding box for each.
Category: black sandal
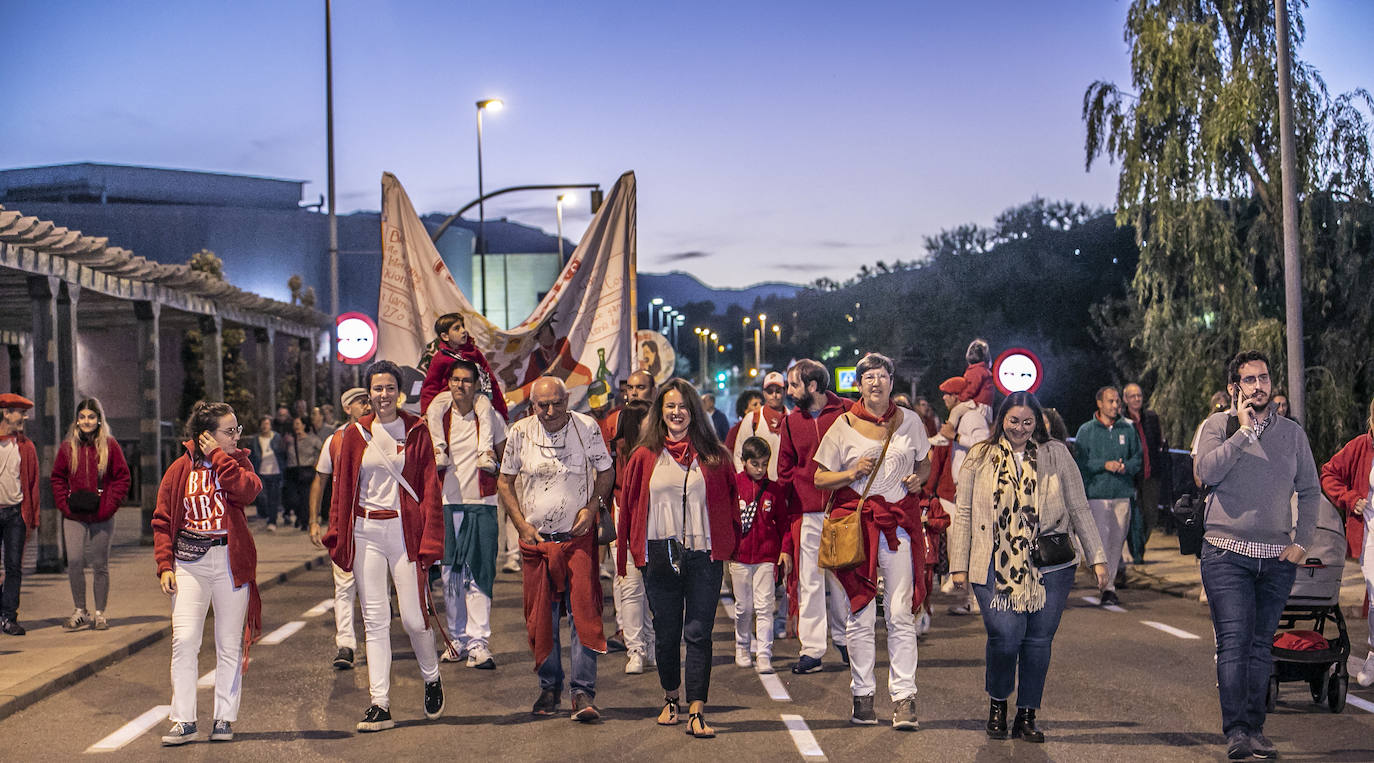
[657,696,680,726]
[686,712,715,738]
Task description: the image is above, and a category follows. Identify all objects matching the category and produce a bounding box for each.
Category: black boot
[985,698,1008,739]
[1012,708,1044,743]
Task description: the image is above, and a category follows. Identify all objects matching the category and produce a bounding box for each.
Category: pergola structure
[0,203,330,570]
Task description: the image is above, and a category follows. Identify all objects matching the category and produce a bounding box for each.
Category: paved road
[2,564,1371,761]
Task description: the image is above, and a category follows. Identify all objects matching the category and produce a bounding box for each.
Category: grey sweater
[1193,410,1320,550]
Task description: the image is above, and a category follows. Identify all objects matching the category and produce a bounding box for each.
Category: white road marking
[758,672,791,701]
[84,705,172,753]
[781,714,826,760]
[1080,595,1126,613]
[303,598,335,617]
[1141,620,1200,640]
[197,670,214,688]
[1347,695,1374,714]
[259,621,306,645]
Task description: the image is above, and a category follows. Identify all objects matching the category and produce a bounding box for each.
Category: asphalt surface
[2,563,1371,762]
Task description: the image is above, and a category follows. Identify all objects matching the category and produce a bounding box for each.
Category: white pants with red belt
[169,544,249,723]
[353,516,439,708]
[797,512,850,658]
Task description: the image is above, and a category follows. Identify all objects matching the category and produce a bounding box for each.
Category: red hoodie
[959,363,994,406]
[51,438,132,524]
[152,443,263,668]
[420,342,509,420]
[733,471,787,565]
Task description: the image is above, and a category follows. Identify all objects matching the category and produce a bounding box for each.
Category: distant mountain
[638,271,801,313]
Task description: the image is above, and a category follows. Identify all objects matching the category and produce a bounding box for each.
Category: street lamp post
[757,313,767,367]
[475,98,503,318]
[649,297,663,331]
[741,316,751,371]
[324,0,340,406]
[556,192,572,262]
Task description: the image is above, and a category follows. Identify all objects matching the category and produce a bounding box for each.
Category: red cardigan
[1320,432,1372,559]
[322,412,444,571]
[616,445,740,576]
[152,443,263,661]
[8,435,40,529]
[51,439,132,524]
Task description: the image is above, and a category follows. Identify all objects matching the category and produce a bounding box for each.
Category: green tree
[1082,0,1374,455]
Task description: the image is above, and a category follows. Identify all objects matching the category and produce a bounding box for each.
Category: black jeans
[0,504,26,621]
[643,542,722,704]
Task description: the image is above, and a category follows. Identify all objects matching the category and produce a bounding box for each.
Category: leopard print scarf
[989,437,1044,613]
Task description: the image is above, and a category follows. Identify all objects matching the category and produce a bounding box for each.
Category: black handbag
[1030,532,1075,567]
[67,489,101,515]
[1172,491,1208,557]
[595,499,616,545]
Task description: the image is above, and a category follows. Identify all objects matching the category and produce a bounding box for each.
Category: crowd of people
[0,309,1362,760]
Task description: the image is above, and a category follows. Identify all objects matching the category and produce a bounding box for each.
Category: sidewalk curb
[0,552,331,723]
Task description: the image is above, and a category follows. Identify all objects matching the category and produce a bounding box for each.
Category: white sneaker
[1357,653,1374,688]
[625,651,644,674]
[754,654,774,674]
[441,644,467,663]
[735,648,753,668]
[466,644,495,669]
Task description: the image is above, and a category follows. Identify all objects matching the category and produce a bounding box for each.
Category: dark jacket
[244,431,287,477]
[1129,408,1168,483]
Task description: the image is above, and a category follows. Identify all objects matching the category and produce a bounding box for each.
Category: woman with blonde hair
[51,397,131,631]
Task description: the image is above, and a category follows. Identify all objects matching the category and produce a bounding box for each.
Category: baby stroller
[1265,496,1350,713]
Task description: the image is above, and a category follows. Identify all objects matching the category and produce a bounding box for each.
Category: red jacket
[8,435,40,529]
[421,343,509,420]
[733,471,786,565]
[924,443,956,504]
[51,438,132,524]
[1320,432,1372,559]
[322,412,445,571]
[959,363,994,406]
[776,392,849,548]
[152,443,263,661]
[616,445,740,576]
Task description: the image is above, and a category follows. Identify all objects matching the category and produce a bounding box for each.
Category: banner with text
[377,170,637,413]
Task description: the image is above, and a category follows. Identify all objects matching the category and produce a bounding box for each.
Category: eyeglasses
[860,373,890,384]
[1239,374,1270,386]
[219,425,243,437]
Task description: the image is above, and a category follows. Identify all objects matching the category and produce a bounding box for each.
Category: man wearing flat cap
[0,393,40,636]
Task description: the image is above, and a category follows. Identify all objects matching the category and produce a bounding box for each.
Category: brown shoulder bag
[818,415,896,571]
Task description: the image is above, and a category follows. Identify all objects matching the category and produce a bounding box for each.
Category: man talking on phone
[1193,350,1320,760]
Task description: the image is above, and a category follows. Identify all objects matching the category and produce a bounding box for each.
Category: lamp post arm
[430,183,604,242]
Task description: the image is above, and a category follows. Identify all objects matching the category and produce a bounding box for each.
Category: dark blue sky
[4,1,1370,287]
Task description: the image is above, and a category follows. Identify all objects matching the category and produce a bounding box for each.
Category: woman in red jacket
[322,359,445,733]
[618,378,740,739]
[152,401,262,746]
[51,398,131,631]
[1320,397,1374,686]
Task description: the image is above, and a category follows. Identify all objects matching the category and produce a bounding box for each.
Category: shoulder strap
[854,417,898,512]
[354,422,419,502]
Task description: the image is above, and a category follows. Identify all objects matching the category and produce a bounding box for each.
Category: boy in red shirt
[730,437,789,674]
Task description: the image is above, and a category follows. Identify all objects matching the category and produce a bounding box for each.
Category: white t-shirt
[814,410,931,503]
[257,434,280,476]
[0,440,23,507]
[428,398,506,506]
[646,450,711,551]
[315,432,336,475]
[952,406,991,485]
[732,407,783,479]
[501,411,612,534]
[358,417,408,513]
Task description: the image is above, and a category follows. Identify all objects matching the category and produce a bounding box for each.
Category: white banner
[377,171,637,413]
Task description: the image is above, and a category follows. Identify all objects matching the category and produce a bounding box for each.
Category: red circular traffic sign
[336,312,378,365]
[993,347,1043,395]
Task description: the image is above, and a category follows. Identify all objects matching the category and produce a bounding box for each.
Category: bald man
[599,371,656,455]
[498,377,614,720]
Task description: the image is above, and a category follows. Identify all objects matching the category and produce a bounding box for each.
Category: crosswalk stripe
[1080,595,1126,613]
[759,672,791,701]
[259,621,306,645]
[781,714,826,759]
[303,598,335,617]
[1346,695,1374,714]
[84,705,171,753]
[1141,620,1200,639]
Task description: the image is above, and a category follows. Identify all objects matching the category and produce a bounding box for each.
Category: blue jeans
[536,592,597,698]
[1200,542,1296,736]
[257,474,283,525]
[972,559,1074,709]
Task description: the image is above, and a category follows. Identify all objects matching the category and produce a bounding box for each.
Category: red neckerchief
[0,434,15,442]
[849,398,897,425]
[760,404,785,433]
[664,438,696,468]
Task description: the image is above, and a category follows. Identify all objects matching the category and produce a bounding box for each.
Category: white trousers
[1088,498,1131,591]
[797,512,850,658]
[170,545,249,723]
[730,561,776,658]
[613,558,655,659]
[332,562,357,650]
[1363,513,1374,649]
[846,528,917,700]
[353,517,440,708]
[441,510,491,650]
